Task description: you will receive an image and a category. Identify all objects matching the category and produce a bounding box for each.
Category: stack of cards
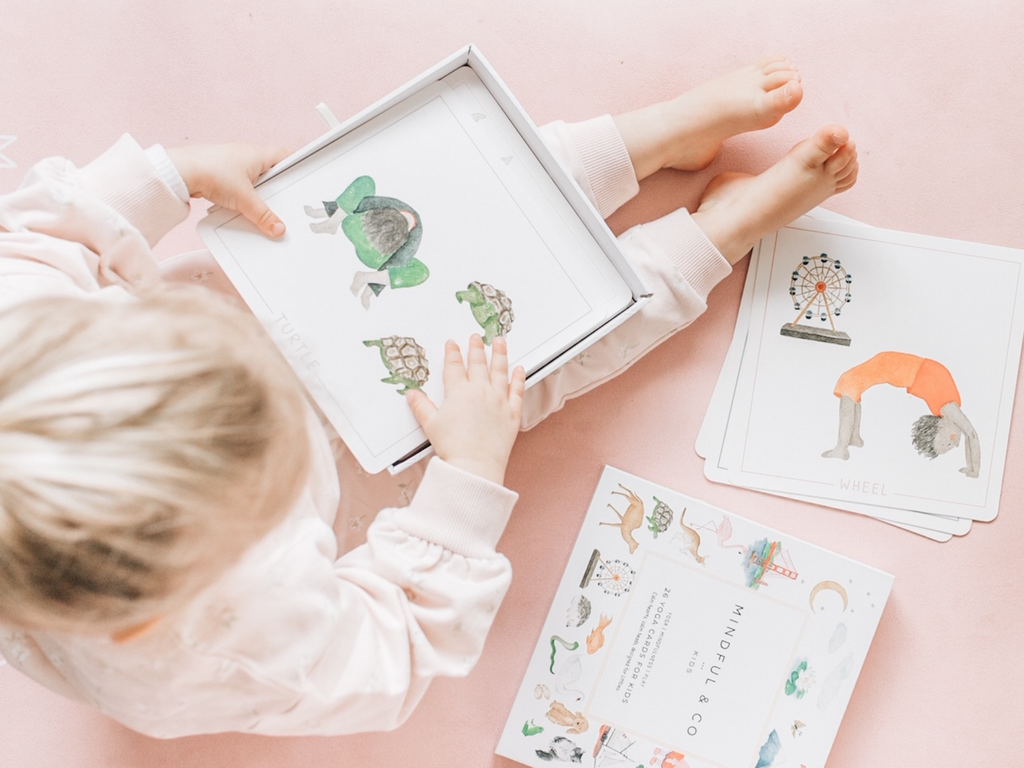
[697,209,1024,541]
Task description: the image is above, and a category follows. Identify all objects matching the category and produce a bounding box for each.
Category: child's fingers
[405,388,437,429]
[442,339,467,390]
[465,334,489,380]
[256,144,292,176]
[489,336,510,390]
[236,188,286,239]
[508,365,526,419]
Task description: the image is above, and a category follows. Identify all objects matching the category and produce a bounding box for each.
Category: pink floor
[1,2,1022,766]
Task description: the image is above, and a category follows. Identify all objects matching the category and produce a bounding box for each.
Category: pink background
[1,2,1022,766]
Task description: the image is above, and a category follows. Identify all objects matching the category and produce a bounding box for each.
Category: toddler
[0,56,856,737]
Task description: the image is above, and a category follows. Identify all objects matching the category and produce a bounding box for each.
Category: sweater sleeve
[0,134,190,301]
[67,457,519,738]
[74,134,190,247]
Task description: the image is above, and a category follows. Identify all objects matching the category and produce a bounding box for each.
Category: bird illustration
[306,175,429,309]
[694,514,746,552]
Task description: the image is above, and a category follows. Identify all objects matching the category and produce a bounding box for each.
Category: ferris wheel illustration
[579,549,635,596]
[779,252,852,346]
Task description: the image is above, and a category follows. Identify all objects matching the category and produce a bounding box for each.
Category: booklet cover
[496,467,892,768]
[198,52,641,474]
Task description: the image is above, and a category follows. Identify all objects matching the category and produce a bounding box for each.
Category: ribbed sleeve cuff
[638,208,732,302]
[77,134,190,247]
[144,144,190,202]
[562,115,640,219]
[390,458,519,559]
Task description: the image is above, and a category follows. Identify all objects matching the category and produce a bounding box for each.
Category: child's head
[0,287,310,635]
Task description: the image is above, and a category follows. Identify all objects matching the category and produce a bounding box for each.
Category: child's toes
[760,56,798,76]
[758,54,792,68]
[763,68,799,91]
[798,125,849,168]
[836,161,859,190]
[825,141,858,174]
[837,170,859,192]
[762,78,803,117]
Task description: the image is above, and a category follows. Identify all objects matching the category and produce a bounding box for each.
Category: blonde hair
[0,287,310,634]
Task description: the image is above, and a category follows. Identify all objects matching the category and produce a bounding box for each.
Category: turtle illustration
[306,176,429,309]
[646,496,674,538]
[363,335,429,394]
[455,281,514,344]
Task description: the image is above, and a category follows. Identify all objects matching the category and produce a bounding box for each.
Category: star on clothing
[618,341,640,359]
[0,135,16,169]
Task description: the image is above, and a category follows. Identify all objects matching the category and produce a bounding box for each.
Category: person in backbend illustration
[821,351,980,477]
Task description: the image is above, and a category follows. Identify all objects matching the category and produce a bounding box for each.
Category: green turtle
[306,176,429,309]
[363,335,429,394]
[455,281,514,344]
[646,496,674,538]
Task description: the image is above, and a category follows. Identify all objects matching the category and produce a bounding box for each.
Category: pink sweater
[0,120,728,737]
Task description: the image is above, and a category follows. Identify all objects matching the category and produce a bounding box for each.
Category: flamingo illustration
[694,514,746,552]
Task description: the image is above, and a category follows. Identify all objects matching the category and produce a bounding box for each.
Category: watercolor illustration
[791,720,805,737]
[779,253,852,346]
[648,748,690,768]
[546,701,590,734]
[600,484,645,554]
[585,614,612,654]
[306,176,428,309]
[784,658,815,698]
[809,581,848,613]
[534,683,552,700]
[829,622,849,652]
[552,652,584,702]
[754,730,782,768]
[456,280,515,344]
[523,719,545,736]
[549,635,579,673]
[692,514,746,553]
[646,497,673,538]
[565,594,592,628]
[671,506,706,565]
[821,351,980,477]
[362,335,429,394]
[535,735,584,763]
[579,549,634,596]
[592,726,638,767]
[743,539,798,590]
[817,654,855,712]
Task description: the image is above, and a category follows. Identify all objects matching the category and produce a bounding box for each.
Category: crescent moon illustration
[809,580,848,612]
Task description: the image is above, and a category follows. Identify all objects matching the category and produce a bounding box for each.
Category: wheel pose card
[718,217,1024,521]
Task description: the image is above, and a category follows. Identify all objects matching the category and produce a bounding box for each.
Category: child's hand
[406,335,525,486]
[166,143,291,238]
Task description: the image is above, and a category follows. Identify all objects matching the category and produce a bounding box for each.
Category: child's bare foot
[614,56,803,180]
[690,125,859,264]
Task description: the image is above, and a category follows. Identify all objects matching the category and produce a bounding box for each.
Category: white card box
[495,466,894,768]
[199,46,649,474]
